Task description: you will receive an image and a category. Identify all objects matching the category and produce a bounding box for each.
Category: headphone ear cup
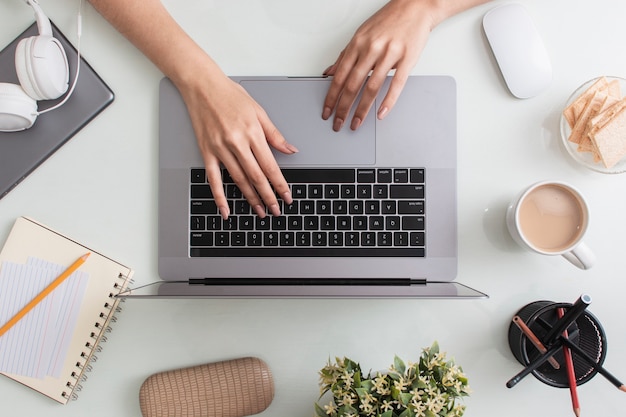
[15,35,69,101]
[0,82,38,132]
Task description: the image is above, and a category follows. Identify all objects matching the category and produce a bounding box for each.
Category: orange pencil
[0,252,90,338]
[558,307,580,417]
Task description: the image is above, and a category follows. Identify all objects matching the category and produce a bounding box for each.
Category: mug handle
[562,241,596,270]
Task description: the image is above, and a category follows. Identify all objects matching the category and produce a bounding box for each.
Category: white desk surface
[1,1,626,416]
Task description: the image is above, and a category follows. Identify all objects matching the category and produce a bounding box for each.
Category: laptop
[0,22,114,200]
[140,75,486,298]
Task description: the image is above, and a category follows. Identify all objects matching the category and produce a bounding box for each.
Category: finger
[350,66,390,130]
[235,148,282,217]
[258,113,294,205]
[203,156,230,219]
[331,58,375,131]
[377,63,411,120]
[322,49,356,121]
[220,152,269,218]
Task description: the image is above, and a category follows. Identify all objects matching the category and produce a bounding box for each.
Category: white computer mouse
[482,3,552,99]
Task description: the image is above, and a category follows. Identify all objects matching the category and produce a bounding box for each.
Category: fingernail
[269,204,281,217]
[333,117,344,132]
[219,205,230,220]
[377,106,389,119]
[282,191,293,205]
[285,143,299,153]
[322,106,331,120]
[322,65,332,76]
[350,117,362,130]
[254,205,266,218]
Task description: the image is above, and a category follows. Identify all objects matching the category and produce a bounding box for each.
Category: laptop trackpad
[240,80,375,166]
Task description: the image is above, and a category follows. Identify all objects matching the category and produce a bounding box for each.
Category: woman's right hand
[176,71,298,220]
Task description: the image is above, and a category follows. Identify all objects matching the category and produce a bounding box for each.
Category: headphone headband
[25,0,52,37]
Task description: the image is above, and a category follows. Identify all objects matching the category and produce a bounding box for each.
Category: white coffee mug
[506,181,595,269]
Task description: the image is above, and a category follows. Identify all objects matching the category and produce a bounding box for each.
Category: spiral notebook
[0,217,133,404]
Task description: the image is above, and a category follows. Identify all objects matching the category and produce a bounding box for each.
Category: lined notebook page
[0,217,134,404]
[0,259,89,378]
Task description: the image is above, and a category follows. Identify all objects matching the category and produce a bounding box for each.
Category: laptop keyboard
[189,168,425,257]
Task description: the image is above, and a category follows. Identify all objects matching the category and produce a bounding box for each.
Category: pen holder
[508,300,607,388]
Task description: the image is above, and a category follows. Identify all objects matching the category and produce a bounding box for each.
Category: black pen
[543,294,592,344]
[506,342,564,388]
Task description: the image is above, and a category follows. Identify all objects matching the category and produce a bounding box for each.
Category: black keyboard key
[234,200,251,214]
[191,200,218,214]
[226,184,242,199]
[272,216,287,230]
[304,216,319,230]
[365,200,380,214]
[394,232,409,246]
[402,216,425,230]
[377,168,393,183]
[398,201,425,214]
[349,200,364,214]
[378,232,393,246]
[300,200,315,214]
[206,216,221,230]
[357,185,372,198]
[410,169,425,183]
[320,216,335,230]
[373,185,388,198]
[325,185,340,199]
[312,232,327,246]
[288,216,303,230]
[296,232,311,246]
[292,184,307,198]
[341,185,356,198]
[410,232,425,246]
[337,216,351,230]
[308,184,323,198]
[191,247,425,257]
[223,216,237,230]
[281,168,355,183]
[284,202,298,215]
[239,216,254,230]
[345,232,360,246]
[215,232,229,246]
[381,200,396,214]
[353,216,368,230]
[385,216,401,230]
[394,169,409,183]
[247,231,262,246]
[369,216,384,230]
[191,185,213,198]
[190,216,205,230]
[317,200,331,214]
[329,232,343,246]
[190,232,212,246]
[232,232,246,246]
[255,217,271,230]
[333,200,347,214]
[390,185,424,199]
[361,232,376,246]
[264,232,279,246]
[357,169,376,183]
[191,169,206,183]
[280,232,295,246]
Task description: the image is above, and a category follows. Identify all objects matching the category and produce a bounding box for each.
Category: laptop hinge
[187,278,428,286]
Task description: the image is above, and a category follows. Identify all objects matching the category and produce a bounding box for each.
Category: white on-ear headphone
[0,0,82,132]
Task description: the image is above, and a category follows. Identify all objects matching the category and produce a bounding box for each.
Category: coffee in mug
[506,181,595,269]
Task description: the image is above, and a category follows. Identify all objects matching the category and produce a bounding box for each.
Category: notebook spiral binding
[61,273,134,402]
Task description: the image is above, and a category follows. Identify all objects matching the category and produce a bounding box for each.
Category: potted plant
[315,342,470,417]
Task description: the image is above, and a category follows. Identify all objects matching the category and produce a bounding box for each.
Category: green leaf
[361,379,374,392]
[394,355,406,374]
[399,408,416,417]
[399,392,412,406]
[355,387,369,399]
[379,411,394,417]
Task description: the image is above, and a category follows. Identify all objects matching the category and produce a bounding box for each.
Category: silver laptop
[139,75,485,298]
[0,22,114,200]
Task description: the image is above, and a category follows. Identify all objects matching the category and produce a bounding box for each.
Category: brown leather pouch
[139,357,274,417]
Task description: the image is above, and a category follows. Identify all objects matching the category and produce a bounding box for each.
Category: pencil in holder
[508,300,607,388]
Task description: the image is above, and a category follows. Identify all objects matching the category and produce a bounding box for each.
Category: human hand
[322,0,438,131]
[177,73,298,219]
